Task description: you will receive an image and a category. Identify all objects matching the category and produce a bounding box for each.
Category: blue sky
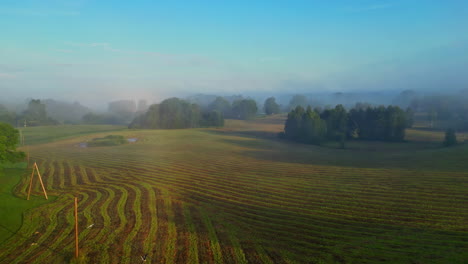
[1,0,467,104]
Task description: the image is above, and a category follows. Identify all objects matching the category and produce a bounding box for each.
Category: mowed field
[1,116,467,263]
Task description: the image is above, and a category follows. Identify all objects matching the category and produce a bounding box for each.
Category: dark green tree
[283,106,326,145]
[347,105,407,142]
[443,128,457,147]
[284,106,305,141]
[232,99,258,120]
[321,105,347,139]
[264,97,280,115]
[300,106,326,144]
[0,123,25,162]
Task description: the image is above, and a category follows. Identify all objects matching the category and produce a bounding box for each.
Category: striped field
[1,116,467,263]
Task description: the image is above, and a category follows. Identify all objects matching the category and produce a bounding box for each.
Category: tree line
[207,97,258,120]
[282,104,409,146]
[0,99,59,127]
[129,97,224,129]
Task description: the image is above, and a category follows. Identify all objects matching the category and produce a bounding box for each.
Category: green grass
[19,125,125,145]
[1,119,467,263]
[0,162,54,244]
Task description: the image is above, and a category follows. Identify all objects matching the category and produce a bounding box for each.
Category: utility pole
[75,197,79,258]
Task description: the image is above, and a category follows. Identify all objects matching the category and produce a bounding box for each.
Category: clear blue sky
[1,0,467,104]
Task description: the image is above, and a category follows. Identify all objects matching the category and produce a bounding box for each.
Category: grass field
[0,163,53,245]
[0,118,467,263]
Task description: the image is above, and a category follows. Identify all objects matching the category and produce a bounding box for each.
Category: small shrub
[88,135,127,147]
[443,128,457,147]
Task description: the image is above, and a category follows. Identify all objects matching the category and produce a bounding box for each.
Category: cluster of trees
[282,104,409,146]
[348,106,408,141]
[392,90,468,131]
[207,97,258,120]
[0,100,59,127]
[83,100,148,125]
[283,106,327,145]
[129,97,224,129]
[413,95,468,131]
[43,99,90,124]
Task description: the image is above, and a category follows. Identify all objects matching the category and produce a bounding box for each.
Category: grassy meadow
[0,116,467,263]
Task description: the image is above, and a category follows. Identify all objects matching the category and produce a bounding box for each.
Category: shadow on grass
[202,129,468,173]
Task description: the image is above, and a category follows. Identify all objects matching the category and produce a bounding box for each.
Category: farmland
[0,116,467,263]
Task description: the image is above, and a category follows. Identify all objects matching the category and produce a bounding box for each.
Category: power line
[0,222,69,260]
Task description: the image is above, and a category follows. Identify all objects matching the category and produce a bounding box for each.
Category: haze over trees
[264,97,281,115]
[208,97,232,117]
[108,100,137,122]
[83,100,141,125]
[408,93,468,131]
[288,94,308,110]
[0,105,16,126]
[137,100,149,113]
[18,99,58,126]
[129,97,224,129]
[43,99,90,124]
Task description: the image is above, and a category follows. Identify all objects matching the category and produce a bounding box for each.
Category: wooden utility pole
[74,197,79,258]
[27,162,48,200]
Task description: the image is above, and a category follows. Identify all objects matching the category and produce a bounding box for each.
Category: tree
[300,106,326,144]
[347,105,407,142]
[283,105,326,145]
[129,97,224,129]
[208,97,232,118]
[264,97,280,115]
[0,105,16,126]
[0,123,25,163]
[284,106,304,141]
[443,128,457,147]
[20,99,58,126]
[321,105,348,140]
[232,99,257,120]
